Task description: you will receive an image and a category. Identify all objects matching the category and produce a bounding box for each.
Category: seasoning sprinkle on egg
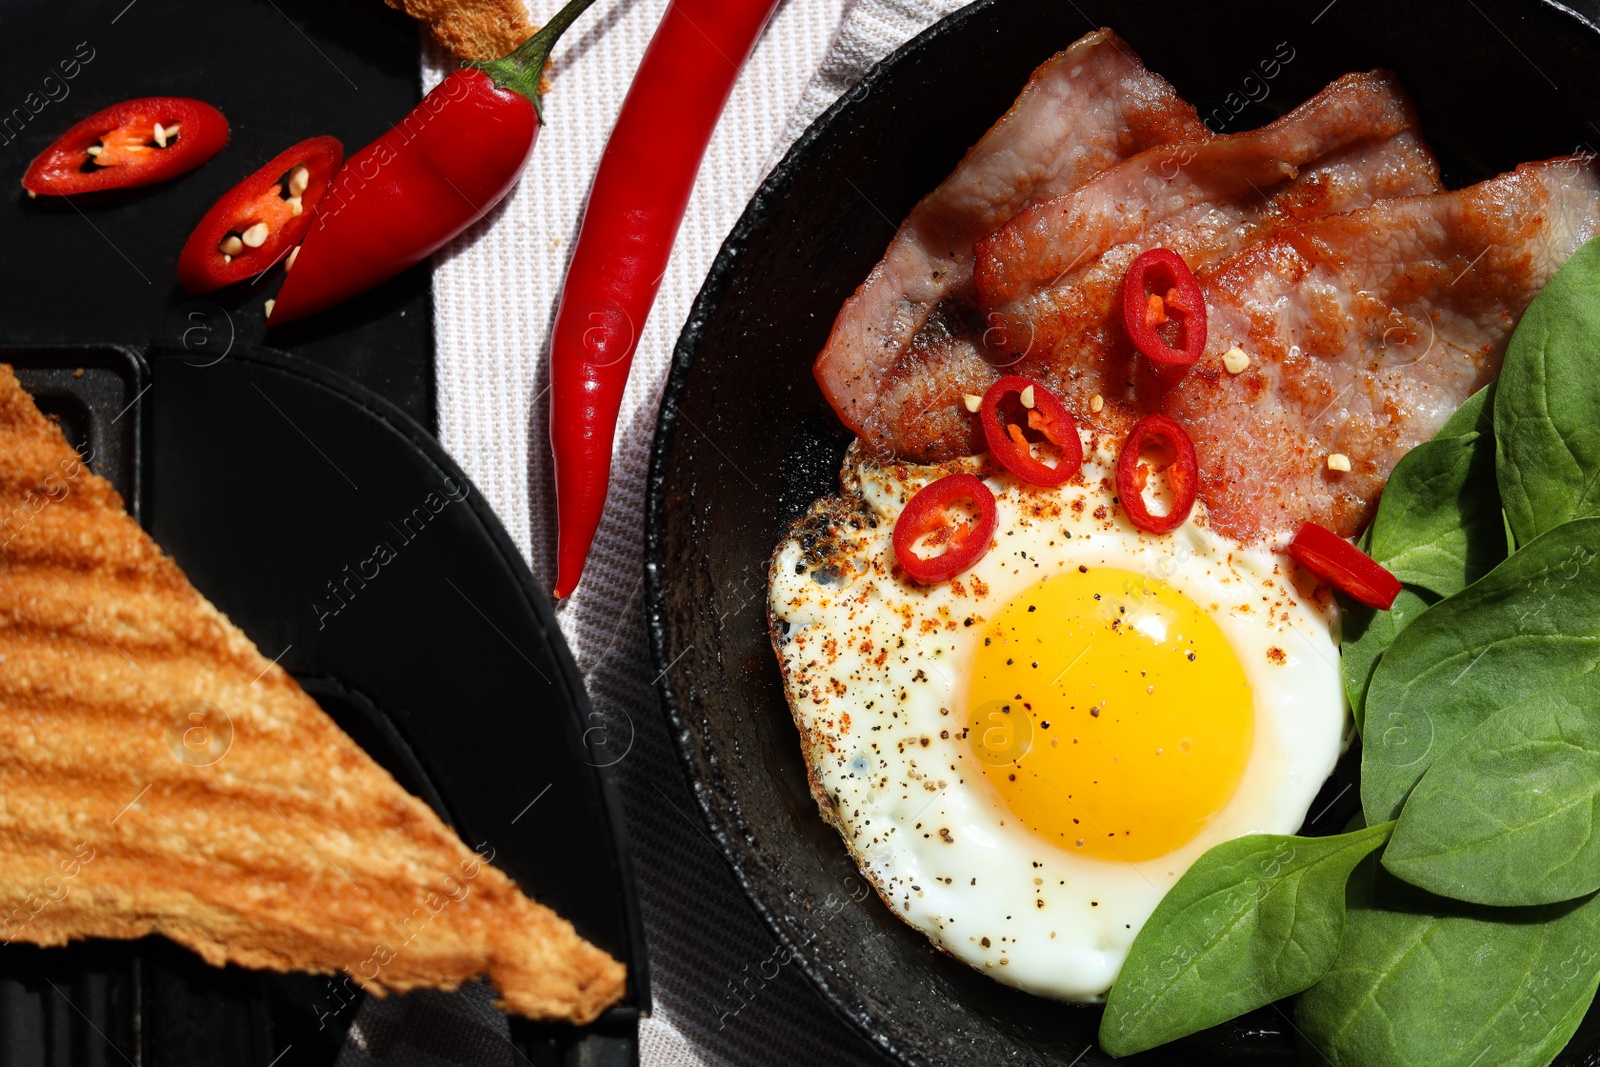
[767,436,1345,1001]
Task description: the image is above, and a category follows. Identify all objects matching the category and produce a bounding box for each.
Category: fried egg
[767,435,1346,1001]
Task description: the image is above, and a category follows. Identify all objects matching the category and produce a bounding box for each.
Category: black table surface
[0,0,435,428]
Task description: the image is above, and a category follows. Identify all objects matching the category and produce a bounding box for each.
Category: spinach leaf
[1440,379,1497,439]
[1338,380,1497,726]
[1296,859,1600,1067]
[1361,517,1600,823]
[1496,237,1600,546]
[1099,823,1392,1056]
[1385,674,1600,906]
[1368,430,1503,598]
[1341,585,1435,732]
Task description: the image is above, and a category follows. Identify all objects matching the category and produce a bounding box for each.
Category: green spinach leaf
[1385,674,1600,906]
[1361,517,1600,823]
[1099,823,1392,1056]
[1341,585,1435,732]
[1496,237,1600,545]
[1339,381,1498,726]
[1368,431,1503,598]
[1296,860,1600,1067]
[1440,379,1497,439]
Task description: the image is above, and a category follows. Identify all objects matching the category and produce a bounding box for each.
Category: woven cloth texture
[410,0,967,1062]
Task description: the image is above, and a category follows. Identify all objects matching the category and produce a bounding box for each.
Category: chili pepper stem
[471,0,600,117]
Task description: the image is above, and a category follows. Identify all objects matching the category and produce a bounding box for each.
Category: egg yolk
[965,567,1254,863]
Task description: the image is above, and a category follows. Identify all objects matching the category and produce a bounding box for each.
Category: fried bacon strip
[972,70,1442,442]
[1164,157,1600,542]
[812,28,1207,460]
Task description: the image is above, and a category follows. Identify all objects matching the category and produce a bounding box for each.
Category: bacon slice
[812,28,1207,460]
[967,71,1442,440]
[976,71,1438,307]
[1165,158,1600,543]
[854,72,1443,461]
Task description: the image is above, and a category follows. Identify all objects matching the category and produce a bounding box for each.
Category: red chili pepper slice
[1121,247,1207,383]
[979,375,1083,486]
[1116,414,1199,534]
[177,136,343,295]
[892,473,998,584]
[549,0,783,598]
[268,0,599,324]
[22,98,228,196]
[1288,521,1402,610]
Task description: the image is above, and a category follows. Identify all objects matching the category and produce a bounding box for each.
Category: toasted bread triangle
[0,364,624,1023]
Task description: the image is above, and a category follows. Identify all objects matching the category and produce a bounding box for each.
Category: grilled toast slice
[0,364,625,1024]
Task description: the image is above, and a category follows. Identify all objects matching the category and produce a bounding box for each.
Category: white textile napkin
[423,0,966,1062]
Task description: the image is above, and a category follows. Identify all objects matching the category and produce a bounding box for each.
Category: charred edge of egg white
[764,443,1003,951]
[765,492,876,838]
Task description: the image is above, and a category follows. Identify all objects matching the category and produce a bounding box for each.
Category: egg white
[768,437,1347,1001]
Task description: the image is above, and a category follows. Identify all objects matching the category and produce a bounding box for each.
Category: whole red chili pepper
[549,0,783,599]
[268,0,597,324]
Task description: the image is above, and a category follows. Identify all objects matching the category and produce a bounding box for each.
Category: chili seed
[1326,453,1352,472]
[153,123,168,148]
[287,166,310,197]
[962,393,982,414]
[1090,394,1104,413]
[1019,385,1035,409]
[285,246,300,273]
[218,235,245,257]
[240,223,270,249]
[286,195,304,217]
